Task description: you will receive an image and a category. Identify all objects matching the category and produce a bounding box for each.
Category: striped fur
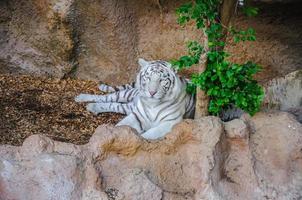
[99,82,135,93]
[75,58,195,139]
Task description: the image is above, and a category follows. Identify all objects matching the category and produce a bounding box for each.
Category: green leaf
[174,1,263,117]
[234,35,240,43]
[242,7,259,17]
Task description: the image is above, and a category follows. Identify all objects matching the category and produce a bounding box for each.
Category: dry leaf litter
[0,74,123,146]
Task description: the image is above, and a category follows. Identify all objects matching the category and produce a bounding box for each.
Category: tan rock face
[226,2,302,83]
[249,112,302,199]
[262,69,302,122]
[0,0,74,77]
[1,1,301,84]
[0,112,301,200]
[0,0,200,84]
[263,70,302,110]
[74,0,139,84]
[224,118,248,139]
[68,0,202,84]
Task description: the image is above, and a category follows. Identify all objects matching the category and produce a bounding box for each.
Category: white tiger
[75,58,195,139]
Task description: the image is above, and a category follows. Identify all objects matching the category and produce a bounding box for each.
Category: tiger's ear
[138,58,149,69]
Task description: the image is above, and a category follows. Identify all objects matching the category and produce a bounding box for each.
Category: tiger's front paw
[141,129,163,140]
[75,94,91,102]
[86,103,99,115]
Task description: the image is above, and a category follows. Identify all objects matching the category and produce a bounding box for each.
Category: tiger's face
[137,59,177,100]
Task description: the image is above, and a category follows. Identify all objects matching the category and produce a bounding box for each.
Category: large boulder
[263,70,302,122]
[249,112,302,199]
[0,112,301,200]
[221,112,302,199]
[0,135,107,200]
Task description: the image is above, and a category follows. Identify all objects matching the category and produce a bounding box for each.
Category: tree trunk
[194,0,237,119]
[220,0,237,43]
[194,87,209,118]
[194,30,209,119]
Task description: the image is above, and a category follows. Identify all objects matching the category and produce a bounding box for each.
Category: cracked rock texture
[0,111,301,200]
[0,0,75,78]
[0,0,200,84]
[0,0,301,84]
[263,69,302,122]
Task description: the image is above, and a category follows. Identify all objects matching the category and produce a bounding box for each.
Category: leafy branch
[173,0,264,116]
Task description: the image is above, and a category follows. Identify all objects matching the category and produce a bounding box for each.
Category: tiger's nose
[149,91,157,96]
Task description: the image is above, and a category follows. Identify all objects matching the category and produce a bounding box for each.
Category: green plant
[171,0,264,116]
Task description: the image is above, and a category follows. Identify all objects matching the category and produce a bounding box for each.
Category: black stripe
[126,104,131,112]
[116,92,120,102]
[139,73,142,87]
[185,95,191,111]
[131,82,136,88]
[164,112,183,122]
[140,102,151,121]
[154,97,178,121]
[188,95,196,112]
[128,103,134,111]
[157,91,187,121]
[120,104,126,114]
[123,90,127,98]
[137,106,145,120]
[133,89,139,96]
[133,112,143,131]
[127,89,135,102]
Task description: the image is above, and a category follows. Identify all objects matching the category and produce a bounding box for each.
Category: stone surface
[220,112,302,200]
[0,135,107,200]
[0,0,200,84]
[263,69,302,110]
[250,112,302,199]
[0,0,74,78]
[262,69,302,122]
[1,1,301,84]
[226,2,302,83]
[224,119,248,139]
[0,112,301,200]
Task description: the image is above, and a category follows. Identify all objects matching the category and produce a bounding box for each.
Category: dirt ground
[0,74,123,146]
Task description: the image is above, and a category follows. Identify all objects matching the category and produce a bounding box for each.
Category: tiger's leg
[75,88,138,103]
[140,118,182,140]
[116,113,144,134]
[99,82,136,93]
[86,102,134,115]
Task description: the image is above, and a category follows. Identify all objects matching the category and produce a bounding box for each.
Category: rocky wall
[1,0,301,84]
[0,112,301,200]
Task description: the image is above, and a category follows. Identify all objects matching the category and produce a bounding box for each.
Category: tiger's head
[136,58,182,100]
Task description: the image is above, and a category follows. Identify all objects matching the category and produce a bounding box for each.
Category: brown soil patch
[0,74,123,146]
